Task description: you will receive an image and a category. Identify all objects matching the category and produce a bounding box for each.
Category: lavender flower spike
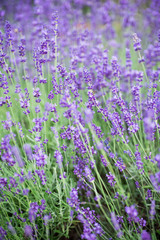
[23,143,33,160]
[141,230,151,240]
[24,225,32,238]
[12,146,25,167]
[111,212,123,238]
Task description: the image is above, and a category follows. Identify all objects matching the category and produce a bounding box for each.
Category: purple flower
[155,154,160,168]
[115,159,126,172]
[111,56,120,78]
[19,93,30,110]
[104,138,110,149]
[106,172,116,187]
[78,207,104,239]
[114,192,119,199]
[28,208,37,223]
[111,212,121,231]
[23,189,30,196]
[48,90,54,99]
[28,200,46,222]
[126,48,132,69]
[0,177,7,190]
[92,124,104,139]
[33,146,47,167]
[32,118,43,133]
[133,33,142,51]
[9,177,17,188]
[54,150,63,168]
[35,169,47,185]
[141,230,151,240]
[146,189,152,200]
[43,214,52,225]
[40,78,47,84]
[111,212,123,238]
[143,110,155,141]
[84,108,93,123]
[135,146,144,174]
[139,218,146,227]
[84,166,95,182]
[12,146,25,167]
[18,44,26,59]
[23,144,33,160]
[7,223,16,235]
[33,88,41,98]
[35,105,40,113]
[125,205,138,222]
[0,226,7,239]
[39,199,46,212]
[1,135,16,166]
[150,171,160,191]
[135,181,140,188]
[100,155,108,167]
[150,200,156,220]
[24,225,32,237]
[67,188,80,210]
[2,112,14,130]
[59,171,66,179]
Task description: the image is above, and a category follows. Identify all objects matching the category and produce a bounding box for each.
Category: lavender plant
[0,0,160,239]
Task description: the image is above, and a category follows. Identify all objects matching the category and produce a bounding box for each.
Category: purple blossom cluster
[67,188,103,239]
[111,212,123,238]
[0,0,160,239]
[29,199,46,223]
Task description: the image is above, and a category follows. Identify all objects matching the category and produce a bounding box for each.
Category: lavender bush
[0,0,160,239]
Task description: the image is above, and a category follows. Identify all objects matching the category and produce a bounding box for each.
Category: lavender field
[0,0,160,239]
